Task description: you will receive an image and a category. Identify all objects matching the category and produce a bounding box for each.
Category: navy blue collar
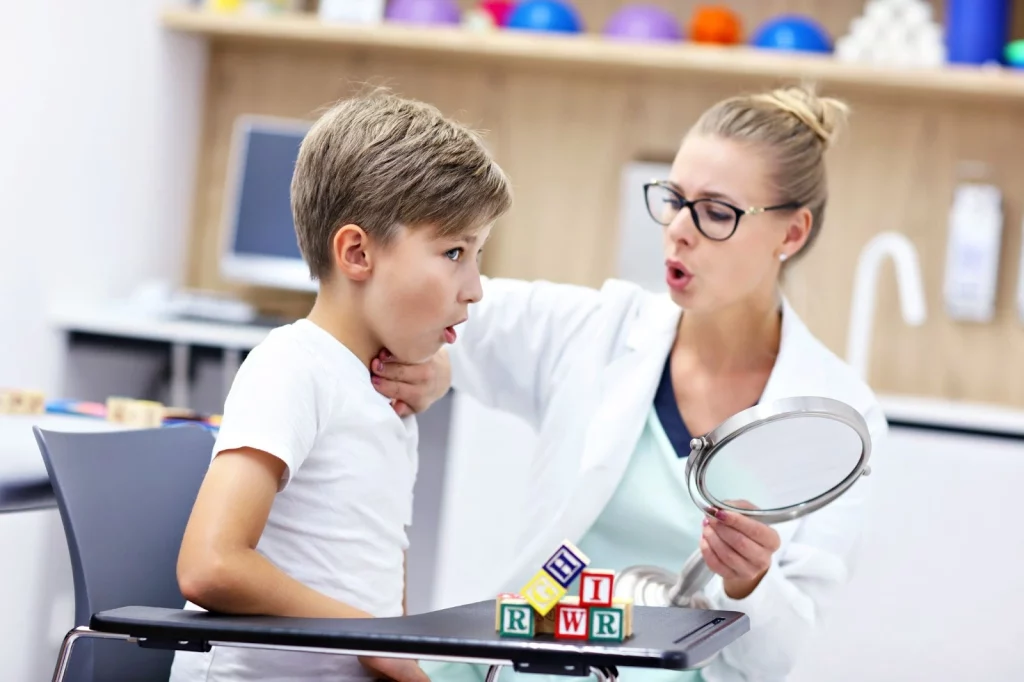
[653,356,693,459]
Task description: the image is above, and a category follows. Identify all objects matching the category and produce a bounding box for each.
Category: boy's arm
[176,446,371,619]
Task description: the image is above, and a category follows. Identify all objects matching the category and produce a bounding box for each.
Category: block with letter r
[541,539,590,588]
[499,600,535,638]
[588,606,625,642]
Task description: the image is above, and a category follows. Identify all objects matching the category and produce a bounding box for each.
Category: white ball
[865,0,897,24]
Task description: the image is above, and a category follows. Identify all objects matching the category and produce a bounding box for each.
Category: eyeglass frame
[643,180,803,241]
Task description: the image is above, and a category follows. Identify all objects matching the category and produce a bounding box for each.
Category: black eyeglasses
[643,180,801,241]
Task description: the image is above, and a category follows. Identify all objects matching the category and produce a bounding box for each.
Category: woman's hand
[699,500,781,600]
[371,348,452,417]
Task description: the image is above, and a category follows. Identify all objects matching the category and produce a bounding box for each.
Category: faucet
[845,231,928,381]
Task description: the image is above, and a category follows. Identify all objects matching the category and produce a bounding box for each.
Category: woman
[372,84,888,682]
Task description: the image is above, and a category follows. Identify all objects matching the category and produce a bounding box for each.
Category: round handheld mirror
[615,396,873,609]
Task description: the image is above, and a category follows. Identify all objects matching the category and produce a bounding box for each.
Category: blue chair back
[34,424,214,682]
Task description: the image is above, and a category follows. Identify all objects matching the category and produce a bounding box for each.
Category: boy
[168,90,512,682]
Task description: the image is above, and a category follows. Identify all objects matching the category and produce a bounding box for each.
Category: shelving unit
[161,7,1024,102]
[162,1,1024,407]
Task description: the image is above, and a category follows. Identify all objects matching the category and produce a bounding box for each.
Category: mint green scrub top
[424,363,712,682]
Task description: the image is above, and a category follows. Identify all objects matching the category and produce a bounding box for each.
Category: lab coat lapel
[758,296,805,404]
[561,296,682,545]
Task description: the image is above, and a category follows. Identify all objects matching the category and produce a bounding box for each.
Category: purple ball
[385,0,462,25]
[603,4,682,42]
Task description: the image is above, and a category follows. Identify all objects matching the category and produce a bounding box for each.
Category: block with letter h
[496,540,633,642]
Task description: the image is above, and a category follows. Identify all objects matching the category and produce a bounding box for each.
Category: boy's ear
[331,224,374,281]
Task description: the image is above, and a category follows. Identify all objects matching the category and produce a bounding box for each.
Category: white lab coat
[447,276,889,682]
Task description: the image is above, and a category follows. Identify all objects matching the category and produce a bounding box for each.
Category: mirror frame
[684,396,873,525]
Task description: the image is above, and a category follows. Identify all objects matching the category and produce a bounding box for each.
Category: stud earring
[779,253,788,262]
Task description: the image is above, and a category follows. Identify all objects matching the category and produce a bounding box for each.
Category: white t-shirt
[168,319,419,682]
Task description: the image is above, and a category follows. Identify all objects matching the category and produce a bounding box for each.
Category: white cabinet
[790,426,1024,682]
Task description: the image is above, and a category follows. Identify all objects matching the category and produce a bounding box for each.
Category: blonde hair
[291,89,513,280]
[689,83,849,259]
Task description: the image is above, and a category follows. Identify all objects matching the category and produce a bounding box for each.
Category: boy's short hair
[291,89,513,281]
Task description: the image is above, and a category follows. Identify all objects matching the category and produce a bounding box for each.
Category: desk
[50,302,278,409]
[0,414,126,514]
[58,600,749,682]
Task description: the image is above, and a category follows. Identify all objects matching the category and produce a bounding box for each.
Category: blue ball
[751,15,832,53]
[507,0,583,34]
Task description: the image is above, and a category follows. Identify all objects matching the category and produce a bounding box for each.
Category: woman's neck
[675,291,782,375]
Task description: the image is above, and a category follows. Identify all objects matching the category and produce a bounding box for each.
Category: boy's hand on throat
[371,349,452,417]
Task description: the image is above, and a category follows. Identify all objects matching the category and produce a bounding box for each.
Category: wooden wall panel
[184,1,1024,407]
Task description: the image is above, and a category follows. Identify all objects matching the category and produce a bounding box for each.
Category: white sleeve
[212,339,324,491]
[702,404,889,681]
[447,276,616,429]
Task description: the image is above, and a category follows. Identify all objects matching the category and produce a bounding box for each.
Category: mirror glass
[702,414,865,511]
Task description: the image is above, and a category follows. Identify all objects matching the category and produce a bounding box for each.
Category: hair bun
[755,83,849,149]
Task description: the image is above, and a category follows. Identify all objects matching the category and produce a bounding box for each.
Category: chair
[34,424,215,682]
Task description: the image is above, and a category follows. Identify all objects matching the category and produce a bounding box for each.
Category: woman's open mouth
[666,260,693,291]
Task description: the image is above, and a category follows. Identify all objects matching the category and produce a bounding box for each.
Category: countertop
[879,393,1024,439]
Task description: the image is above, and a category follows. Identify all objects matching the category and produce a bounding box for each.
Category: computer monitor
[219,115,317,293]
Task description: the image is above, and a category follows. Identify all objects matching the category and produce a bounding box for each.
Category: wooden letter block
[588,606,626,642]
[554,597,588,640]
[106,397,165,429]
[580,568,615,607]
[498,599,535,638]
[534,605,557,635]
[613,597,634,637]
[0,388,45,415]
[541,539,590,588]
[520,569,567,617]
[494,593,522,630]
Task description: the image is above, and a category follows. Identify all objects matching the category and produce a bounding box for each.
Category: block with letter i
[580,568,615,607]
[497,598,535,638]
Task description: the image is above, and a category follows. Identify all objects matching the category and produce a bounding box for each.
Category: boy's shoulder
[226,319,372,418]
[246,319,367,380]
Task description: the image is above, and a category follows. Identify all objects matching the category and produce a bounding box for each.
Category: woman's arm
[448,276,606,427]
[374,276,612,427]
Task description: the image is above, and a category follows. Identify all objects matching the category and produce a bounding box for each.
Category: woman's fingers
[371,357,431,385]
[699,534,739,581]
[708,518,764,564]
[714,505,781,552]
[702,523,760,579]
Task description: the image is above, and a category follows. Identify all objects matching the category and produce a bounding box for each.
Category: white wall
[0,1,206,678]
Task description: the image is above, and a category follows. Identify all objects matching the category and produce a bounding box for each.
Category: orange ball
[689,5,742,45]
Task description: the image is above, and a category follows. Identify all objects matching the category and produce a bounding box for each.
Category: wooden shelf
[161,7,1024,103]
